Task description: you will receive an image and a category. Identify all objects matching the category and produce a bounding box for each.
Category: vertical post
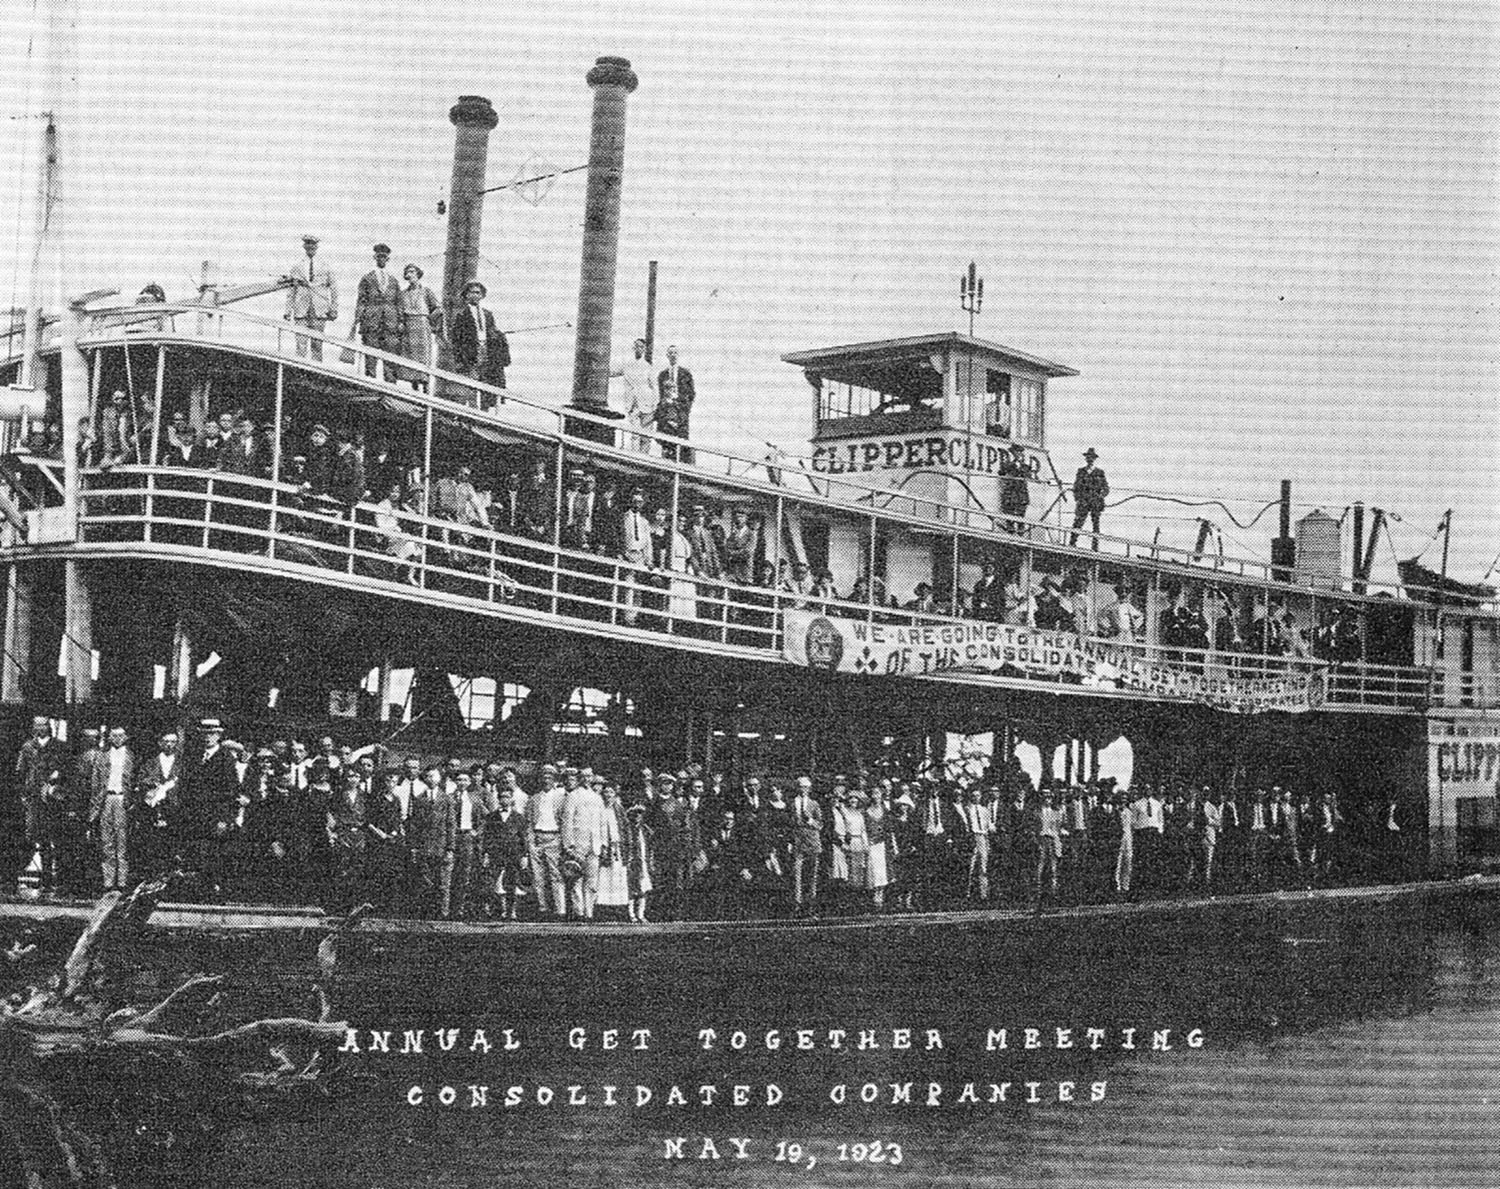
[2,563,33,704]
[17,115,54,395]
[1351,501,1365,595]
[1019,543,1033,627]
[551,439,564,615]
[62,560,92,705]
[171,616,192,702]
[668,471,681,633]
[268,362,284,557]
[867,513,877,625]
[951,535,960,616]
[420,405,433,587]
[644,260,658,363]
[149,345,165,465]
[378,653,394,722]
[772,495,784,584]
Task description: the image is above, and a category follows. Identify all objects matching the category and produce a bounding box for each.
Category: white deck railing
[63,466,1464,713]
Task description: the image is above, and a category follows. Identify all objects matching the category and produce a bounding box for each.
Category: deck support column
[2,563,34,704]
[170,615,192,703]
[377,653,394,722]
[62,560,92,706]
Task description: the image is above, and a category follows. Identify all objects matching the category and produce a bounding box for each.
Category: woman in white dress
[832,791,870,908]
[371,481,418,583]
[668,511,696,624]
[595,784,631,916]
[864,786,891,911]
[1114,791,1134,897]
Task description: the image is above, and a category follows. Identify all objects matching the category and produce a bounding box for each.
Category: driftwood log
[0,876,362,1188]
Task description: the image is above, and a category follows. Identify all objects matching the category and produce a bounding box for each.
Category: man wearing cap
[655,344,696,463]
[610,337,654,452]
[14,716,63,895]
[284,234,338,360]
[354,244,403,379]
[1000,443,1031,534]
[525,764,568,919]
[449,280,510,407]
[88,726,135,892]
[1070,448,1110,550]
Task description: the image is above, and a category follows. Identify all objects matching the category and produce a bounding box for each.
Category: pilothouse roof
[781,331,1079,385]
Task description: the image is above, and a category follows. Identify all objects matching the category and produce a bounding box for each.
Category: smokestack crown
[586,56,638,92]
[450,95,498,130]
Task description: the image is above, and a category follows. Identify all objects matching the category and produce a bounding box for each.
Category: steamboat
[0,49,1497,939]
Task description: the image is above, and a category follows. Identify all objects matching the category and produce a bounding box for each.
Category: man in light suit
[449,280,511,408]
[621,487,653,625]
[284,234,338,360]
[353,243,403,379]
[88,727,134,891]
[525,764,567,918]
[562,770,609,920]
[790,775,823,918]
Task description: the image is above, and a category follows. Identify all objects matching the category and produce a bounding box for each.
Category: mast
[46,0,93,703]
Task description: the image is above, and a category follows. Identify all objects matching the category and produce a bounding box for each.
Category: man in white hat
[284,234,339,360]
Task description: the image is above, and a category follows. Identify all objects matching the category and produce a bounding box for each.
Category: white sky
[1,0,1496,581]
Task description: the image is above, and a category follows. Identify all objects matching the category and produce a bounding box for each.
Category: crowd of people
[3,714,1414,922]
[66,392,1375,668]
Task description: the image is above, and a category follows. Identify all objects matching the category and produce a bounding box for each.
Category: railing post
[551,440,565,616]
[346,513,356,575]
[142,470,154,544]
[202,477,213,548]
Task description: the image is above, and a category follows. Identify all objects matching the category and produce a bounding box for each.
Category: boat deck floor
[1,875,1497,936]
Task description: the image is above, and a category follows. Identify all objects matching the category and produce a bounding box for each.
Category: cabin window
[1013,377,1044,444]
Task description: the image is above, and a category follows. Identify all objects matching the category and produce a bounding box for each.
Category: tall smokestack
[568,56,638,437]
[442,95,499,325]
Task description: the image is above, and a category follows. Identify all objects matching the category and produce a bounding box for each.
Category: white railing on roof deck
[27,299,1498,615]
[61,465,1483,713]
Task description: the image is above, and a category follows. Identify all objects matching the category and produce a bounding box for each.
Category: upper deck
[3,300,1498,719]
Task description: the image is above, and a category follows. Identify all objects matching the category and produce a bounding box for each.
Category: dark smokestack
[569,56,638,431]
[442,95,499,325]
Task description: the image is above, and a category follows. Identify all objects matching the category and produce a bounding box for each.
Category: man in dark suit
[328,768,368,908]
[186,718,241,899]
[1070,447,1110,549]
[449,280,511,408]
[655,344,696,463]
[133,730,183,881]
[64,727,104,896]
[408,766,457,918]
[15,716,65,895]
[354,243,403,379]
